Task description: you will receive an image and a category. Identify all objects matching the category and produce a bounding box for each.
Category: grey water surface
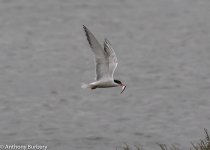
[0,0,210,150]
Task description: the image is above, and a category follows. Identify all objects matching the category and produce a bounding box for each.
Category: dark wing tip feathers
[83,25,93,48]
[83,25,87,31]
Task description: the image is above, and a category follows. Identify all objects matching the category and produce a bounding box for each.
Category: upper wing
[83,25,110,80]
[104,38,118,79]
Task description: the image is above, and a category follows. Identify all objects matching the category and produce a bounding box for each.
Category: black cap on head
[114,79,122,85]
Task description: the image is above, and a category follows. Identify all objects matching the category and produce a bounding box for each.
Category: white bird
[82,25,126,94]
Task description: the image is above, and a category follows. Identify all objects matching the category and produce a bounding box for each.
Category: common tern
[82,25,126,94]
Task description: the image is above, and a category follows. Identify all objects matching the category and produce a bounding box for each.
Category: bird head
[114,79,126,94]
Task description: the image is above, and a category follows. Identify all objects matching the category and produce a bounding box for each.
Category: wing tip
[83,25,93,48]
[83,25,87,30]
[83,25,88,33]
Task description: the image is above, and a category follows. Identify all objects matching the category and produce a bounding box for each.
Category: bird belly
[90,80,117,88]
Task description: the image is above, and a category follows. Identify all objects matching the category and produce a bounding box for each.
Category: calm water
[0,0,210,150]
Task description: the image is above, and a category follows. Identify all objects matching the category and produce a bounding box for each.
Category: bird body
[82,25,126,94]
[82,80,119,89]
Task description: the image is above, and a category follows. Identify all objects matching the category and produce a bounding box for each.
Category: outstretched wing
[104,38,118,79]
[83,25,110,80]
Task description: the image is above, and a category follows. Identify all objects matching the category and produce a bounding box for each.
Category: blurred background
[0,0,210,150]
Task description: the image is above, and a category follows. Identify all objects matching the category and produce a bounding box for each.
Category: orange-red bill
[121,85,126,94]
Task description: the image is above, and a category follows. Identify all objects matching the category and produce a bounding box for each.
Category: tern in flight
[81,25,126,94]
